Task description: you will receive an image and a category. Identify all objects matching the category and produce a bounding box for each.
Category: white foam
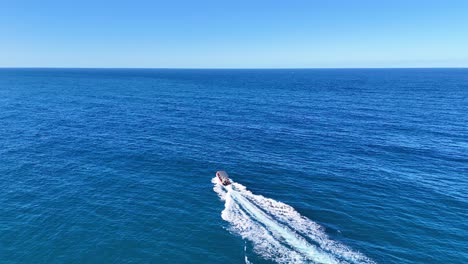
[213,177,375,264]
[244,242,252,264]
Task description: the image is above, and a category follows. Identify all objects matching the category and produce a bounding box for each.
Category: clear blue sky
[1,0,468,68]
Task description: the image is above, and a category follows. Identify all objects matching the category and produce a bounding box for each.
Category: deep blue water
[0,69,467,263]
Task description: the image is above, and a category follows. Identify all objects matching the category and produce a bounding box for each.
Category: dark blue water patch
[0,68,467,263]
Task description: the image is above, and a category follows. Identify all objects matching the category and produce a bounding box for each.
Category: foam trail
[213,177,375,264]
[244,241,252,264]
[230,189,338,263]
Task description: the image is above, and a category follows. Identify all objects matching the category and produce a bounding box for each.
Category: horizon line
[1,66,468,70]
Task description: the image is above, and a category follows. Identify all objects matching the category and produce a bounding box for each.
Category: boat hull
[216,171,231,186]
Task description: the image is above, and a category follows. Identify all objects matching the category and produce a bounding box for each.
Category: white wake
[212,177,375,264]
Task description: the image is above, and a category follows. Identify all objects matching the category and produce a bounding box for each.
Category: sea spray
[213,177,375,264]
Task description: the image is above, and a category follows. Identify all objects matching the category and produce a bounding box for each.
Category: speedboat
[216,170,231,186]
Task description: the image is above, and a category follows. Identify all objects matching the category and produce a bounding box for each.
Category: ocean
[0,68,467,263]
